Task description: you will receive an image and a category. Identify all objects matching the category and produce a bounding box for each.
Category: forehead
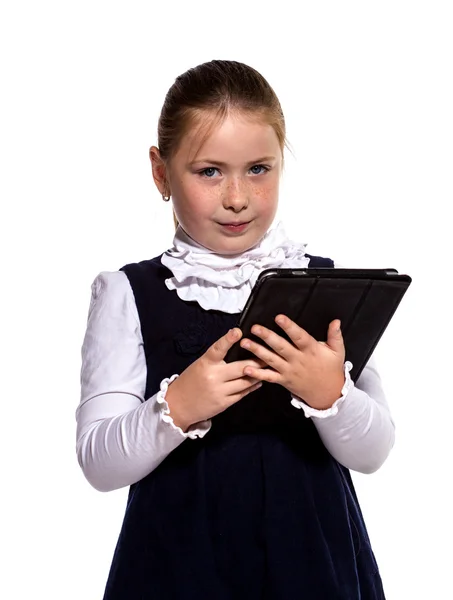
[174,110,281,164]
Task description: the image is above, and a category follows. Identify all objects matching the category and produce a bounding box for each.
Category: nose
[222,178,249,212]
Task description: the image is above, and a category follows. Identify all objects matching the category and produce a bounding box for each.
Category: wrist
[303,372,346,410]
[165,380,191,433]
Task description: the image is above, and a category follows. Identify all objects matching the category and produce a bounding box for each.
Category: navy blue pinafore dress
[102,254,386,600]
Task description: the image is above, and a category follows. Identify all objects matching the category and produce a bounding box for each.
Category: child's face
[154,111,282,255]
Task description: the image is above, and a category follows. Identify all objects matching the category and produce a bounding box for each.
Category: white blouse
[76,223,395,492]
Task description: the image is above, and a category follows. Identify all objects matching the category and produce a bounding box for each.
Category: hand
[165,328,266,432]
[239,316,346,410]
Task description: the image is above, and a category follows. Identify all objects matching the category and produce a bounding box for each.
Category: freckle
[252,188,271,201]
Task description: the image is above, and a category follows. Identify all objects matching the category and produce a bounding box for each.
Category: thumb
[206,327,243,362]
[327,319,344,353]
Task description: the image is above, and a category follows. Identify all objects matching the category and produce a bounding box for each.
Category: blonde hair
[156,60,287,229]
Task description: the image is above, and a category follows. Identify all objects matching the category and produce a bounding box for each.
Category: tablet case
[224,268,412,381]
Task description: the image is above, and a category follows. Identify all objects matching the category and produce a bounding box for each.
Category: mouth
[219,221,251,233]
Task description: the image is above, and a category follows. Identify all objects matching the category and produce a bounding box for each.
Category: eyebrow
[190,156,277,167]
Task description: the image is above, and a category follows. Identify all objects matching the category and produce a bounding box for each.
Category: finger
[207,328,243,362]
[240,358,268,369]
[239,335,287,371]
[242,364,280,384]
[327,319,344,353]
[224,358,267,382]
[233,380,263,402]
[226,375,262,396]
[274,315,315,350]
[246,323,295,360]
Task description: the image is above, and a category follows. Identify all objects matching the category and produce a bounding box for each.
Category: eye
[249,164,269,175]
[199,167,220,178]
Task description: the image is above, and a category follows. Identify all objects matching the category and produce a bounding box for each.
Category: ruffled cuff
[156,374,212,439]
[290,361,353,419]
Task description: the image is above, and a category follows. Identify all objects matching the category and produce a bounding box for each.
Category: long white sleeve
[291,356,395,473]
[76,272,210,493]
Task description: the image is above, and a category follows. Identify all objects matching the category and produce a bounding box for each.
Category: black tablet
[224,268,412,381]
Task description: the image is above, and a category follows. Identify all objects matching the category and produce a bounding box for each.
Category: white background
[1,1,452,598]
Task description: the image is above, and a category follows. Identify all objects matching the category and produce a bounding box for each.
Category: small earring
[162,193,171,202]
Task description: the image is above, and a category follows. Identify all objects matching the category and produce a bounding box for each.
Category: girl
[77,60,393,599]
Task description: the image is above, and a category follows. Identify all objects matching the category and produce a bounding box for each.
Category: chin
[217,239,261,256]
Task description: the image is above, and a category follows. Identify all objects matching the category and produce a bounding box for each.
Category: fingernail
[336,320,341,332]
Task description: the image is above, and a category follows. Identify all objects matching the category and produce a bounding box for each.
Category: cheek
[249,180,279,205]
[177,176,216,199]
[173,179,220,218]
[171,177,198,205]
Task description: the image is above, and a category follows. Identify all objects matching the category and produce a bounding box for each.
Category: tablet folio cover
[226,269,412,382]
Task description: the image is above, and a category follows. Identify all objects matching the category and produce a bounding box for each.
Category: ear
[149,146,169,196]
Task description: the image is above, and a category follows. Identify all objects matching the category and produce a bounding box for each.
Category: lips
[220,221,250,226]
[219,221,251,233]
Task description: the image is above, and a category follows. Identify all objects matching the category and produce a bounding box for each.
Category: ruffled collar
[161,221,309,313]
